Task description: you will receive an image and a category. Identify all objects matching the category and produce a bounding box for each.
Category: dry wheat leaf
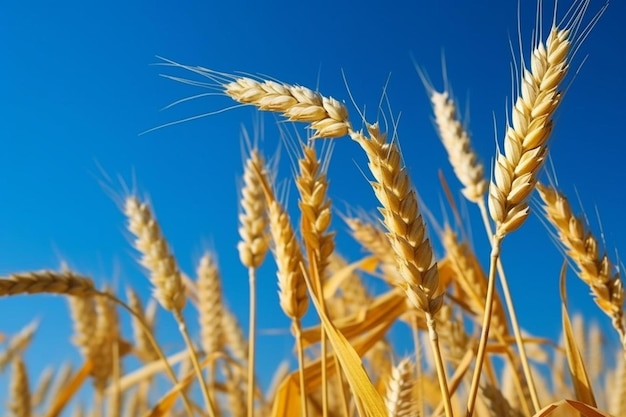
[560,262,597,407]
[323,256,378,297]
[532,399,613,417]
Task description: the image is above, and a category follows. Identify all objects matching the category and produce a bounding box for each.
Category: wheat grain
[124,196,186,313]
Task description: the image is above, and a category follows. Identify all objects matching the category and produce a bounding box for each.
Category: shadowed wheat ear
[9,357,31,417]
[124,196,186,313]
[0,271,96,297]
[536,182,626,348]
[429,89,487,203]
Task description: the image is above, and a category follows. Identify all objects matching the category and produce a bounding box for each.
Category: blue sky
[1,0,625,405]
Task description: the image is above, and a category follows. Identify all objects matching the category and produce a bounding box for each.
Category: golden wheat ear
[536,182,626,348]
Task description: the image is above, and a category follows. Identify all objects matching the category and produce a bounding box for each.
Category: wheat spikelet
[67,296,97,359]
[488,25,572,236]
[384,358,415,417]
[349,123,442,315]
[9,357,31,417]
[124,196,186,313]
[0,271,96,297]
[296,144,335,281]
[126,287,159,363]
[536,183,626,346]
[238,149,270,269]
[197,251,224,355]
[224,77,351,138]
[430,90,487,203]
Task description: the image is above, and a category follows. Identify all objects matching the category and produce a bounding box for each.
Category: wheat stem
[247,266,258,417]
[293,319,309,417]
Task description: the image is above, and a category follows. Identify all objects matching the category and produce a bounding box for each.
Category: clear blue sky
[1,0,625,405]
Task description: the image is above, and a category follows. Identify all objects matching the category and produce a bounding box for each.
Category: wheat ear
[384,358,415,417]
[9,357,31,417]
[0,271,96,297]
[225,78,351,138]
[348,122,451,417]
[126,288,159,363]
[124,196,186,313]
[0,321,38,373]
[537,183,626,348]
[430,90,488,203]
[197,252,224,356]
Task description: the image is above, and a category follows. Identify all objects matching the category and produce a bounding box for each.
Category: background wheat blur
[2,0,626,416]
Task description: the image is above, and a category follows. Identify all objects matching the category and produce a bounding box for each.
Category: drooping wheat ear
[296,144,335,282]
[126,287,159,363]
[430,90,487,203]
[0,321,37,373]
[536,182,626,346]
[224,77,352,138]
[9,357,31,417]
[384,358,415,417]
[0,270,96,297]
[488,25,572,236]
[221,307,248,363]
[124,196,186,313]
[348,123,443,316]
[441,226,509,337]
[197,252,224,355]
[238,149,270,269]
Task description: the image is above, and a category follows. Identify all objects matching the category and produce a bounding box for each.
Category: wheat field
[1,0,625,416]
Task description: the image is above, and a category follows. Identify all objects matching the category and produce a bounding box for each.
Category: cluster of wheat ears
[1,1,624,416]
